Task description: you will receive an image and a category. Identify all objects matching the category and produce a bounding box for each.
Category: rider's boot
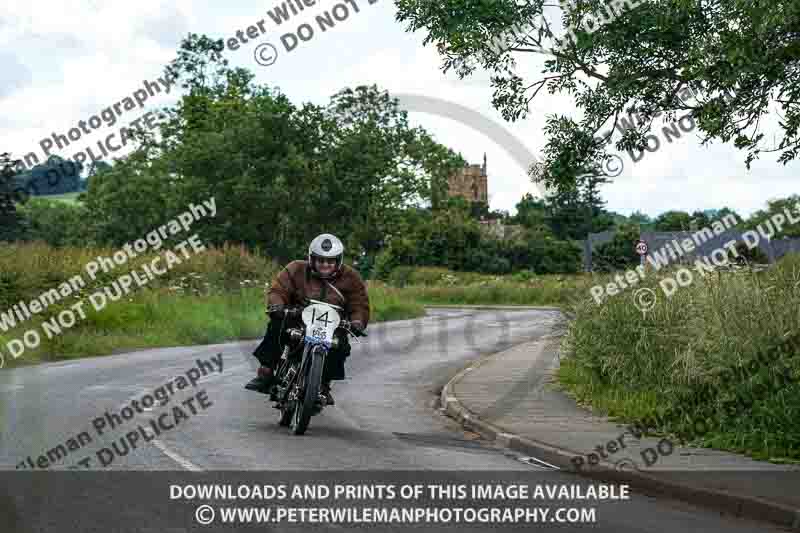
[245,366,274,395]
[320,381,335,406]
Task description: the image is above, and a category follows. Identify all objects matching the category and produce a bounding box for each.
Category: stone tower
[447,152,488,203]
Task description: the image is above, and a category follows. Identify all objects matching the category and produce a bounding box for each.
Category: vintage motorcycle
[268,299,366,435]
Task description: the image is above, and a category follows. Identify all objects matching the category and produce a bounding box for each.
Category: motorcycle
[268,299,366,435]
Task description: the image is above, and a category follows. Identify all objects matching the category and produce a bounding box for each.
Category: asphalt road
[0,308,787,532]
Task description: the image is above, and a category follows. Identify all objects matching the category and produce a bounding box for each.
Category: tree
[654,210,692,231]
[628,211,651,223]
[592,224,641,272]
[375,199,583,276]
[374,203,508,275]
[543,182,614,240]
[14,156,83,196]
[394,0,800,193]
[0,152,27,242]
[505,225,582,274]
[83,35,463,262]
[81,160,112,193]
[83,149,178,247]
[512,193,548,229]
[607,211,655,231]
[689,210,710,230]
[324,84,464,256]
[706,207,744,227]
[745,195,800,238]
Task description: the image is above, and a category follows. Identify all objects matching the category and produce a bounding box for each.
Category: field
[39,192,81,204]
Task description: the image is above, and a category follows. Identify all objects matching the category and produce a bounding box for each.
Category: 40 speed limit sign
[635,240,648,256]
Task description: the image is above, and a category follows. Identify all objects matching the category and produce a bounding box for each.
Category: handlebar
[267,304,367,337]
[266,304,303,317]
[338,318,367,337]
[284,306,303,317]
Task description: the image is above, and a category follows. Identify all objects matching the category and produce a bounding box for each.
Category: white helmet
[308,233,344,279]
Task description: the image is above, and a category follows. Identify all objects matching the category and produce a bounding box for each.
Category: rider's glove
[267,304,285,322]
[350,320,365,335]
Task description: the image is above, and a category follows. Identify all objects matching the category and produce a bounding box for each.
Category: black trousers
[252,318,351,382]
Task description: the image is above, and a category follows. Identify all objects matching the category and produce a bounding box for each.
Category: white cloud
[0,51,32,98]
[0,0,796,218]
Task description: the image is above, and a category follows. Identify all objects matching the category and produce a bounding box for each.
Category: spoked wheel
[290,345,324,435]
[278,403,293,426]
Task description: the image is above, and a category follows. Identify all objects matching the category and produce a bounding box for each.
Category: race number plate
[301,303,341,346]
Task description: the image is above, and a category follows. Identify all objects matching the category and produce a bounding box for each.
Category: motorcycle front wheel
[290,344,325,435]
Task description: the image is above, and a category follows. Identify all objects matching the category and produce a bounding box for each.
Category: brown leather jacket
[266,260,370,327]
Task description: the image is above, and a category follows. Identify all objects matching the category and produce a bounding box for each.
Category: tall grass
[367,282,426,321]
[380,266,593,307]
[0,243,424,368]
[559,254,800,462]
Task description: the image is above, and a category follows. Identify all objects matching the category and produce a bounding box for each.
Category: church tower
[447,153,488,204]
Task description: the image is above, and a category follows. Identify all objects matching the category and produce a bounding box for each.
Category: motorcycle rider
[245,234,370,406]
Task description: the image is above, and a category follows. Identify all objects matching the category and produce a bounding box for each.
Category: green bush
[374,208,581,277]
[19,198,93,247]
[592,224,640,272]
[504,231,582,274]
[373,236,418,280]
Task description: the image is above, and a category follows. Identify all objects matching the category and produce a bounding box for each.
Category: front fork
[273,345,294,402]
[279,342,326,403]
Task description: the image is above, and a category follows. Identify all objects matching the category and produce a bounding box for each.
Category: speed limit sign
[635,240,648,256]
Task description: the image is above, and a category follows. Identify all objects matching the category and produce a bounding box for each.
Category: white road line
[518,456,560,470]
[150,438,203,472]
[123,385,205,471]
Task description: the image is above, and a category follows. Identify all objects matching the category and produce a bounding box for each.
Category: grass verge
[556,254,800,463]
[0,243,424,368]
[375,267,593,308]
[42,192,81,204]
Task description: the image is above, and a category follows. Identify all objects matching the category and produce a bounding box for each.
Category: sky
[0,0,796,218]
